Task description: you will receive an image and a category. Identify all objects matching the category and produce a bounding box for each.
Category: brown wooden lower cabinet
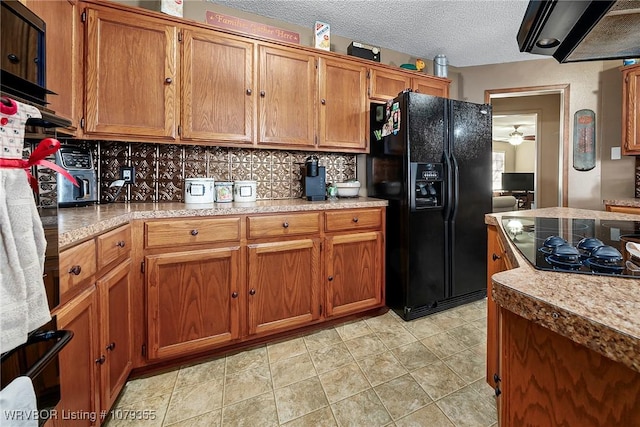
[605,204,640,215]
[145,247,241,360]
[247,238,321,335]
[498,308,640,426]
[486,224,511,388]
[97,260,133,415]
[55,286,100,427]
[325,231,383,317]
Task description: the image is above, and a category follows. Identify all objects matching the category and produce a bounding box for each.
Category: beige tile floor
[106,299,497,427]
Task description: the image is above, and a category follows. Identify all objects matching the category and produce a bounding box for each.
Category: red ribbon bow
[0,138,78,193]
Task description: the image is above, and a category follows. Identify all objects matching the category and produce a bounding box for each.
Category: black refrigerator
[367,91,492,321]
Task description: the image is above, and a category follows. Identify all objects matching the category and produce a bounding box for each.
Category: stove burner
[502,216,640,279]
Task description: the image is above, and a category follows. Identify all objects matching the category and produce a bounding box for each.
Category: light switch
[611,147,621,160]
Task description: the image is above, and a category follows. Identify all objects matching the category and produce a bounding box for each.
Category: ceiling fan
[495,125,536,146]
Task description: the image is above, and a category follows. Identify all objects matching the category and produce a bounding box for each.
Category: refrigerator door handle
[451,154,460,220]
[443,153,454,220]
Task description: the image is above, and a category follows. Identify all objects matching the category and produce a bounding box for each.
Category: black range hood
[518,0,640,63]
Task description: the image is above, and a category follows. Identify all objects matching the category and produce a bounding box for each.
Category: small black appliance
[302,157,326,201]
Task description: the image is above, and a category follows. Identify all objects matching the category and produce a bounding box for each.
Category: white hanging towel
[0,98,51,353]
[0,376,39,427]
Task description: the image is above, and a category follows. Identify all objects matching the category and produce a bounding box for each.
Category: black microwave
[0,0,51,105]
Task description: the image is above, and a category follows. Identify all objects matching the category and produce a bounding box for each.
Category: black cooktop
[502,216,640,278]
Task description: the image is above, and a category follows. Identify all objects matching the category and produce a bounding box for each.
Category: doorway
[492,113,537,207]
[485,85,569,207]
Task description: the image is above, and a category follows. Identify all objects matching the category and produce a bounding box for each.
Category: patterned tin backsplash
[29,140,357,206]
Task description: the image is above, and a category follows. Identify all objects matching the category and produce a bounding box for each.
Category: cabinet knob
[106,342,116,351]
[95,355,106,365]
[165,77,173,84]
[116,240,126,248]
[328,276,333,281]
[352,217,359,223]
[191,229,198,236]
[321,98,326,105]
[246,89,252,95]
[69,265,82,275]
[494,386,502,397]
[282,222,289,228]
[492,253,501,261]
[232,292,238,298]
[7,53,19,64]
[493,373,501,384]
[249,289,256,295]
[260,90,265,97]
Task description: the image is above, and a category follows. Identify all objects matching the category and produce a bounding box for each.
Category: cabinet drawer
[325,209,382,232]
[145,217,241,248]
[59,239,97,297]
[247,213,320,239]
[97,224,131,270]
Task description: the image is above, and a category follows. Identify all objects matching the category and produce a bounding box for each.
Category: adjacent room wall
[492,95,560,208]
[456,59,634,210]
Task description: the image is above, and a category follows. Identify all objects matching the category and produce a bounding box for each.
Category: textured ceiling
[205,0,543,67]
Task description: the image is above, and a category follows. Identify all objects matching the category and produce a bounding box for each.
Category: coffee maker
[302,155,326,201]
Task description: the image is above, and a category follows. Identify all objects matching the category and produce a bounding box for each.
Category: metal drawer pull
[232,292,238,298]
[106,342,116,351]
[116,240,126,248]
[282,222,289,228]
[249,289,256,295]
[352,217,359,223]
[328,276,334,281]
[191,229,198,236]
[95,355,105,365]
[492,253,501,261]
[69,265,82,275]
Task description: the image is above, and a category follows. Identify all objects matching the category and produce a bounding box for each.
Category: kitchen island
[485,208,640,426]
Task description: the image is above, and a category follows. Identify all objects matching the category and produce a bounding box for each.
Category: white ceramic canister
[233,180,257,202]
[184,178,215,204]
[214,181,234,202]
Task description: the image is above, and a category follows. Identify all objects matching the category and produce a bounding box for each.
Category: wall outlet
[120,166,135,184]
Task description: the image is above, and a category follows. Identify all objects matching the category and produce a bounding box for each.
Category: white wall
[453,59,635,210]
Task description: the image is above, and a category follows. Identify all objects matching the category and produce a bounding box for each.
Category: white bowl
[335,181,361,198]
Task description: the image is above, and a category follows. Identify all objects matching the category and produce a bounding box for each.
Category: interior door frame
[485,84,570,207]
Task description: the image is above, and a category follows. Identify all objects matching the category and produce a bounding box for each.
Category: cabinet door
[258,46,315,148]
[181,29,254,143]
[325,231,382,317]
[96,260,132,414]
[622,66,640,155]
[27,0,79,128]
[369,68,410,101]
[55,286,100,427]
[146,247,241,360]
[318,57,368,151]
[486,225,507,387]
[412,75,449,98]
[84,8,177,139]
[247,239,321,335]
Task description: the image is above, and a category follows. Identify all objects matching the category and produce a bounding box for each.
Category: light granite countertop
[57,198,388,249]
[603,198,640,208]
[486,207,640,374]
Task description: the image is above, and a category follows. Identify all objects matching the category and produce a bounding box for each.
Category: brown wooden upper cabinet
[622,64,640,155]
[181,29,254,144]
[369,67,449,101]
[257,45,316,148]
[318,57,368,151]
[83,7,178,139]
[27,0,80,130]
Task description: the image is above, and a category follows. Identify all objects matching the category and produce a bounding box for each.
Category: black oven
[0,207,69,426]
